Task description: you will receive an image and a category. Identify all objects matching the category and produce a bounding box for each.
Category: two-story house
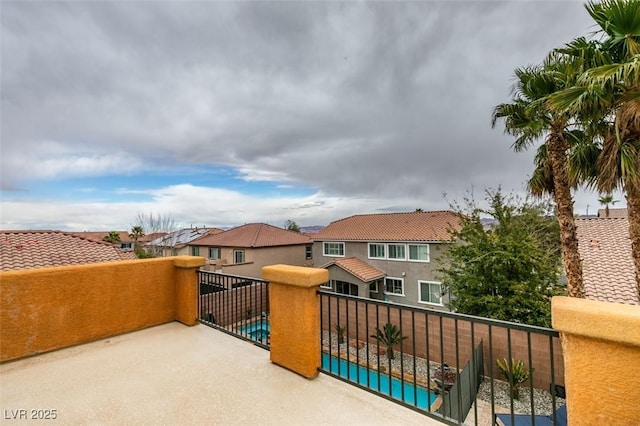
[312,211,460,310]
[190,223,313,277]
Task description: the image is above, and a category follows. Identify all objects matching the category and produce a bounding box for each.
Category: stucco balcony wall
[0,256,204,362]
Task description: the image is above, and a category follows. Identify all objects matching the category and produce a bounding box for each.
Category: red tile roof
[0,230,138,271]
[70,231,167,243]
[313,211,460,242]
[191,223,311,248]
[597,208,628,218]
[320,257,386,282]
[576,218,638,305]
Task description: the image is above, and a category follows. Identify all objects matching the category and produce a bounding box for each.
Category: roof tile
[0,230,137,271]
[313,211,460,242]
[576,218,638,305]
[320,257,386,282]
[191,223,311,247]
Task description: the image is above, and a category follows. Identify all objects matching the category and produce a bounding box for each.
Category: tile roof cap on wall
[320,257,386,283]
[191,223,312,248]
[576,218,638,305]
[0,230,138,271]
[313,211,460,242]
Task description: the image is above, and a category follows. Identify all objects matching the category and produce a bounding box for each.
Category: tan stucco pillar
[552,296,640,426]
[174,256,205,326]
[262,264,328,378]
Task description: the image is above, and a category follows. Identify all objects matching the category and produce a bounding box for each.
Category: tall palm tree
[598,193,619,217]
[549,0,640,296]
[129,226,145,251]
[103,231,121,244]
[492,57,587,298]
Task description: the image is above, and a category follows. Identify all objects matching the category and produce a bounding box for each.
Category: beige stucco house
[312,211,460,310]
[190,223,313,277]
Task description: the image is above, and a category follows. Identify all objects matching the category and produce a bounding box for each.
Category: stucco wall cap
[173,256,205,269]
[262,264,328,288]
[552,296,640,346]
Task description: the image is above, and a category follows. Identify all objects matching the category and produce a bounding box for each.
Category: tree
[129,225,145,256]
[548,0,640,296]
[103,231,121,244]
[133,212,177,257]
[284,220,300,233]
[439,190,562,327]
[598,193,619,217]
[492,55,590,298]
[370,323,407,360]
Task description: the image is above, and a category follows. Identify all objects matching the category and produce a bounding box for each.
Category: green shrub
[496,358,533,399]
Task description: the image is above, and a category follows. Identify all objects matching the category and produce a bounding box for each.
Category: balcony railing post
[174,256,205,326]
[262,264,328,379]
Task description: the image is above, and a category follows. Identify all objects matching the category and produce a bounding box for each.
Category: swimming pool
[321,353,437,411]
[239,321,270,343]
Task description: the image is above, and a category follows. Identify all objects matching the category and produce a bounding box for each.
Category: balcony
[1,322,435,424]
[1,258,639,425]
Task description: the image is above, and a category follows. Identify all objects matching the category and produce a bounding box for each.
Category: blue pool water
[322,353,436,411]
[239,321,270,343]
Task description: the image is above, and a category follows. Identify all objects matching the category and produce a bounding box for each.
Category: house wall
[201,245,312,278]
[313,241,451,309]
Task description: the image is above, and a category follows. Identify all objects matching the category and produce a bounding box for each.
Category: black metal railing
[198,270,270,350]
[318,290,564,425]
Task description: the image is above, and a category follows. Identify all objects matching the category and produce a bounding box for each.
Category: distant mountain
[300,225,325,235]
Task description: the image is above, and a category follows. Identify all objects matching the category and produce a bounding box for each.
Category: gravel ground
[322,331,565,416]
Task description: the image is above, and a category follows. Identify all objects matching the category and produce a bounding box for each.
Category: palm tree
[549,0,640,295]
[129,226,145,251]
[103,231,121,244]
[492,57,587,298]
[598,193,619,217]
[370,323,407,360]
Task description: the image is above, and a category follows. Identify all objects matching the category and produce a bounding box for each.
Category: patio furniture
[494,405,567,426]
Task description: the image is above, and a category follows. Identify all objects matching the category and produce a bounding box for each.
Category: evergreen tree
[439,190,562,327]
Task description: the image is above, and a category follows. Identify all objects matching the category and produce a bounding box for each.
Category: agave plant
[370,323,407,360]
[496,358,534,399]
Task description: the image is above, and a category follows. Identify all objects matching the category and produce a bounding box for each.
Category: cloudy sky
[1,1,622,231]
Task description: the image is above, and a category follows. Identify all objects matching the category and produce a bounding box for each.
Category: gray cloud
[2,1,600,224]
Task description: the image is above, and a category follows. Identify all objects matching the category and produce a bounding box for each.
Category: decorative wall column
[262,264,328,378]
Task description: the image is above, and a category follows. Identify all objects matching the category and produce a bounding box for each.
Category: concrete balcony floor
[1,322,442,425]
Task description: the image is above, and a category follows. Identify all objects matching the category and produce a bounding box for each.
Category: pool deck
[1,322,444,425]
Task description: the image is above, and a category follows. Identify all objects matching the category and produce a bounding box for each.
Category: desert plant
[334,324,346,344]
[370,323,407,360]
[496,358,533,399]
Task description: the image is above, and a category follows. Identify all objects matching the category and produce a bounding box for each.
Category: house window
[368,243,385,259]
[385,277,404,296]
[387,244,406,260]
[408,244,430,262]
[419,281,443,305]
[191,246,200,256]
[335,280,358,296]
[323,242,345,257]
[320,280,332,289]
[305,245,313,260]
[209,247,221,259]
[233,249,245,263]
[369,281,379,293]
[121,242,132,250]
